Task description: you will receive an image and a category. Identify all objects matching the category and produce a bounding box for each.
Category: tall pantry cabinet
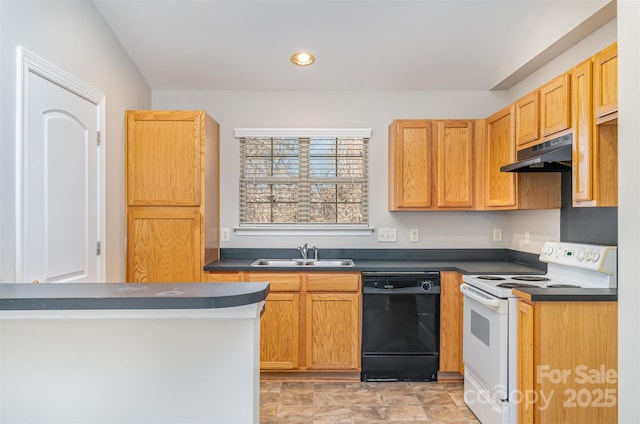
[125,110,220,283]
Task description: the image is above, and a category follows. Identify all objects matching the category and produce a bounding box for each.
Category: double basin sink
[251,258,355,267]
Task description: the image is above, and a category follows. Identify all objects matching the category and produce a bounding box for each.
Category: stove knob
[585,251,593,261]
[421,281,433,291]
[592,251,601,262]
[576,249,586,261]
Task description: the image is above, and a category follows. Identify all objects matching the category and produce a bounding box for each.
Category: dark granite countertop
[204,258,546,275]
[0,282,269,311]
[205,248,547,274]
[513,287,617,302]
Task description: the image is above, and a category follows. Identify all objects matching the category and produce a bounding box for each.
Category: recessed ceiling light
[290,51,315,66]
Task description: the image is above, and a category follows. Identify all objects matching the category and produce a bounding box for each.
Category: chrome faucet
[298,243,308,259]
[312,246,319,261]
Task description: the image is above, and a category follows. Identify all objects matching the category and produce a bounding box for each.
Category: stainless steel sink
[250,258,355,267]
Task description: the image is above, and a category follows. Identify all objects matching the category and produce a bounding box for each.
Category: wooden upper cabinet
[572,59,594,203]
[593,42,618,119]
[434,121,475,208]
[388,120,432,209]
[485,105,517,208]
[514,90,540,149]
[126,110,204,206]
[572,54,618,208]
[540,72,571,137]
[388,119,475,211]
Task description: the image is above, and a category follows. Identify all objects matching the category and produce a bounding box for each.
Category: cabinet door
[261,293,300,370]
[540,73,571,137]
[517,300,534,424]
[439,272,463,373]
[388,120,433,209]
[126,110,203,206]
[485,105,517,208]
[514,91,540,148]
[127,207,201,282]
[434,121,474,208]
[593,42,618,118]
[572,59,594,203]
[305,293,360,370]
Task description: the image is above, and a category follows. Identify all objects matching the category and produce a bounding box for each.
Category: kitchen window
[235,128,371,234]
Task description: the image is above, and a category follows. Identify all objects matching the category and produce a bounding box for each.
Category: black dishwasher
[361,271,440,382]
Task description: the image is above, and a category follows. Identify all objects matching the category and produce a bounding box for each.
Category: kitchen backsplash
[560,171,618,246]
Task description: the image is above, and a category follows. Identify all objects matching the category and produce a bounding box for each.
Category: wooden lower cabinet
[127,207,201,283]
[220,271,361,373]
[439,271,464,376]
[305,293,360,370]
[261,293,301,370]
[517,299,617,423]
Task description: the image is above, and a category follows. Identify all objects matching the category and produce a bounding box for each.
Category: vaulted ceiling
[93,0,615,91]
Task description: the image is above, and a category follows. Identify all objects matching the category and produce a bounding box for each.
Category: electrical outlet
[220,228,230,242]
[492,228,503,242]
[377,228,397,242]
[409,228,420,242]
[524,231,530,246]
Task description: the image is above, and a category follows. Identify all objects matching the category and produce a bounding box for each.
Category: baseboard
[260,371,361,382]
[437,371,464,382]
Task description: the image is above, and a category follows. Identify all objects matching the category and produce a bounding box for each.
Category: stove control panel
[540,242,617,274]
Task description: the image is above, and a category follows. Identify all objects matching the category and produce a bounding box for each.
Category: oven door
[460,283,509,397]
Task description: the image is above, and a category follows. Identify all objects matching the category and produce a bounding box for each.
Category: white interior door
[20,50,104,283]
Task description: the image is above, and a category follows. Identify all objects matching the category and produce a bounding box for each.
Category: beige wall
[152,20,614,253]
[0,0,151,282]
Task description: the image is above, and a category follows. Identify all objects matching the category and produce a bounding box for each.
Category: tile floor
[260,381,481,423]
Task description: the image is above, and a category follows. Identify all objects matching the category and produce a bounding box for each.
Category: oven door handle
[460,284,502,309]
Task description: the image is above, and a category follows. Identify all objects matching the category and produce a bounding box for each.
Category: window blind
[238,133,369,226]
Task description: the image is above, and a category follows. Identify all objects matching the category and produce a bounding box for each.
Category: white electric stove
[463,241,617,298]
[460,241,617,424]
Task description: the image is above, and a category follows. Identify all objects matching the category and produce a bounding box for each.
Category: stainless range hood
[500,133,572,172]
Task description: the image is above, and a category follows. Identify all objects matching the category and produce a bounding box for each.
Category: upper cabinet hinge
[97,241,101,256]
[97,131,101,146]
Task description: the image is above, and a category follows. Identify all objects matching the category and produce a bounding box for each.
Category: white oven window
[470,309,491,347]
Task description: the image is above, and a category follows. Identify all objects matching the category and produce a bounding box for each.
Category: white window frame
[233,128,374,236]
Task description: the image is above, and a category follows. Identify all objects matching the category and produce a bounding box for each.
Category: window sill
[234,225,374,236]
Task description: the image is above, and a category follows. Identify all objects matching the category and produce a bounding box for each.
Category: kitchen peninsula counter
[0,282,268,424]
[0,281,269,311]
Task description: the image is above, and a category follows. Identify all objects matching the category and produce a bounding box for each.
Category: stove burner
[497,282,539,289]
[476,275,506,281]
[511,275,550,282]
[547,284,581,288]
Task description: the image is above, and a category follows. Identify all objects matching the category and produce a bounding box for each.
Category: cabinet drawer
[306,273,360,292]
[207,272,242,283]
[246,272,301,291]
